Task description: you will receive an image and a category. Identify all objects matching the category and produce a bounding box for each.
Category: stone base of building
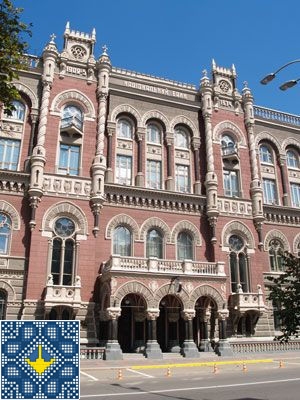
[199,339,213,352]
[216,339,233,356]
[145,340,163,359]
[104,341,123,360]
[181,340,200,358]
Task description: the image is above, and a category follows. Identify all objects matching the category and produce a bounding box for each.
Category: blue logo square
[1,321,80,399]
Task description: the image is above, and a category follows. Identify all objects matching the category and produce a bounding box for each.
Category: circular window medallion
[54,217,75,237]
[219,80,231,93]
[229,235,244,251]
[70,45,86,60]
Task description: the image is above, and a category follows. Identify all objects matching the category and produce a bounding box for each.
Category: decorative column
[105,307,123,360]
[24,110,39,172]
[217,309,233,356]
[199,308,212,352]
[145,309,162,359]
[165,133,174,191]
[242,83,265,247]
[278,154,290,206]
[135,128,145,187]
[181,310,199,358]
[192,137,201,194]
[200,70,219,244]
[28,35,58,230]
[105,124,114,183]
[90,46,111,237]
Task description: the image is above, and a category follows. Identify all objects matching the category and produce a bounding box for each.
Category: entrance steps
[122,353,146,360]
[162,352,183,359]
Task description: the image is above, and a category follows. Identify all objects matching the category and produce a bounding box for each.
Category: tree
[0,0,32,114]
[268,251,300,341]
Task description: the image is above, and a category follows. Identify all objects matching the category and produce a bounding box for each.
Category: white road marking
[126,368,154,378]
[80,370,98,381]
[80,377,300,397]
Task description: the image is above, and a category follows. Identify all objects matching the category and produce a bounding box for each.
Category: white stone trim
[171,220,201,246]
[170,115,198,138]
[255,131,282,154]
[50,90,96,119]
[221,220,255,250]
[213,120,246,146]
[13,82,39,109]
[110,104,142,126]
[293,233,300,254]
[264,229,290,252]
[141,110,170,131]
[0,201,20,230]
[189,284,224,310]
[113,280,152,308]
[139,217,171,243]
[282,137,300,153]
[106,214,139,241]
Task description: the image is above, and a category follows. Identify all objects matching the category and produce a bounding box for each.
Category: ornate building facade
[0,24,300,359]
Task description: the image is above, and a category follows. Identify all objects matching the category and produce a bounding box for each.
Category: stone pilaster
[145,309,162,359]
[278,154,290,206]
[217,309,233,356]
[104,307,123,360]
[135,128,145,187]
[192,137,201,194]
[165,133,174,191]
[180,310,199,358]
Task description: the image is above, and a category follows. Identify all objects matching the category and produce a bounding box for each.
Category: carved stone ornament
[107,307,121,320]
[149,280,159,292]
[181,309,195,321]
[146,309,160,320]
[219,79,231,93]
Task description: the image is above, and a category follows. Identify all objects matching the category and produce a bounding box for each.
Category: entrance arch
[157,295,184,353]
[193,296,218,351]
[118,293,146,353]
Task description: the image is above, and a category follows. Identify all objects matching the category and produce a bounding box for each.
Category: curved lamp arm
[260,59,300,85]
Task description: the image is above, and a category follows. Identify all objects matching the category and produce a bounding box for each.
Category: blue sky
[15,0,300,115]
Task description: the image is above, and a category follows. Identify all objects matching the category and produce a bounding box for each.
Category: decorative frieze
[0,171,29,194]
[147,144,162,155]
[218,198,252,216]
[43,174,91,198]
[264,205,300,226]
[1,121,23,138]
[117,139,133,150]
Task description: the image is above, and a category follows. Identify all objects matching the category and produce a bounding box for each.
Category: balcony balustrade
[44,274,82,312]
[103,255,226,277]
[230,284,265,313]
[60,116,83,136]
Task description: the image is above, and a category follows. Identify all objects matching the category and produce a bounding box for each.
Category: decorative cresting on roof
[255,131,282,154]
[105,214,139,240]
[42,202,88,235]
[222,220,255,249]
[141,110,170,131]
[139,217,172,243]
[152,283,189,309]
[113,281,152,308]
[110,104,142,126]
[189,285,224,310]
[293,233,300,254]
[0,281,16,301]
[264,229,290,252]
[281,137,300,152]
[0,201,20,230]
[13,82,39,109]
[213,120,246,146]
[170,115,198,137]
[170,220,202,246]
[50,90,96,119]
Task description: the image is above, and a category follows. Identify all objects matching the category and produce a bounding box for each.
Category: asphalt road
[80,357,300,399]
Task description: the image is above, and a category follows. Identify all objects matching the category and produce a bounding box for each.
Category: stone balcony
[103,255,226,277]
[43,274,82,313]
[230,284,265,314]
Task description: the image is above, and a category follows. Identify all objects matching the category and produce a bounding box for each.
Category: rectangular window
[58,144,80,175]
[291,183,300,207]
[175,164,190,193]
[262,179,277,204]
[147,160,161,189]
[223,170,239,197]
[0,138,20,170]
[116,155,132,185]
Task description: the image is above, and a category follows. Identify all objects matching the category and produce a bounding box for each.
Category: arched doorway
[118,294,146,353]
[193,296,217,351]
[157,295,184,353]
[49,306,74,320]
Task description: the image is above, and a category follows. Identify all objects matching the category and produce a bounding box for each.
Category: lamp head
[260,73,276,85]
[279,80,298,91]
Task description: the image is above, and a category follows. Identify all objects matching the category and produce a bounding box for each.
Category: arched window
[268,239,284,272]
[117,118,133,139]
[147,124,161,144]
[0,290,7,320]
[177,231,193,260]
[0,213,12,254]
[259,145,273,164]
[286,150,299,169]
[61,105,83,130]
[221,134,236,156]
[113,226,132,256]
[51,217,76,286]
[174,127,189,148]
[146,229,163,259]
[229,235,250,293]
[6,100,25,121]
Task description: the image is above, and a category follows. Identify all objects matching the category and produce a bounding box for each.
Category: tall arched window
[51,217,76,286]
[146,229,163,259]
[221,134,236,156]
[177,231,193,260]
[61,105,83,130]
[6,100,25,121]
[268,239,284,272]
[0,213,12,254]
[147,123,161,144]
[0,290,7,320]
[117,118,133,139]
[229,235,250,293]
[286,149,299,169]
[259,144,278,204]
[259,145,273,164]
[174,127,189,148]
[113,226,132,256]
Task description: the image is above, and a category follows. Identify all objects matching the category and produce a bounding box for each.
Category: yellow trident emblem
[25,344,55,374]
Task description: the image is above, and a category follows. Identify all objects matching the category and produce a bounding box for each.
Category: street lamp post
[260,59,300,90]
